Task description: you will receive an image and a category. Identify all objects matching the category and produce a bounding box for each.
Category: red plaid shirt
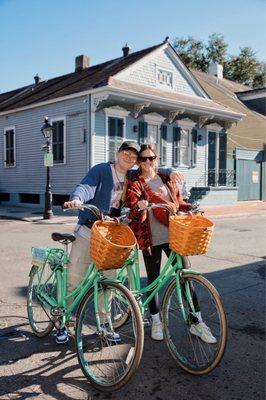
[125,171,190,254]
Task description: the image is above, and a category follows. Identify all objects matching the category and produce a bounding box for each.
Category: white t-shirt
[146,175,170,246]
[110,164,126,209]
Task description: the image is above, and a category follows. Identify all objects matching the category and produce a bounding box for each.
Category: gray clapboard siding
[117,48,200,97]
[0,97,88,195]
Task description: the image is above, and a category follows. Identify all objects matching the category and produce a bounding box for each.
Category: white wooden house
[0,38,244,207]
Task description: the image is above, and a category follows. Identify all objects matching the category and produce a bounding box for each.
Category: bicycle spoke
[162,275,227,375]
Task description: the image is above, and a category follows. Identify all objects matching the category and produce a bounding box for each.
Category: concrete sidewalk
[0,200,266,223]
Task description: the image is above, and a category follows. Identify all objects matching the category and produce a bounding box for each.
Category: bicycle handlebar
[62,203,131,223]
[144,202,203,216]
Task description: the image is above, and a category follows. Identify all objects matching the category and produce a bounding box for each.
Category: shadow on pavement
[0,259,265,400]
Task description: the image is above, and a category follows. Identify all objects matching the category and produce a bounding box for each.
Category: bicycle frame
[32,250,121,330]
[118,248,201,323]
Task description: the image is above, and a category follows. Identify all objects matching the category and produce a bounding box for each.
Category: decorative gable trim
[133,102,151,118]
[114,42,209,99]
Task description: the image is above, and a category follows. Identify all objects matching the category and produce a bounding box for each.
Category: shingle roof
[191,69,251,99]
[0,42,163,113]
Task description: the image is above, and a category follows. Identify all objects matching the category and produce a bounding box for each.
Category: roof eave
[107,85,244,122]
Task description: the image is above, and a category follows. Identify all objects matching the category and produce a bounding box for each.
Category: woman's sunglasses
[138,155,157,162]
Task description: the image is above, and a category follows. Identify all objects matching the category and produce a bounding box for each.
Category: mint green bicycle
[27,205,144,392]
[116,204,228,375]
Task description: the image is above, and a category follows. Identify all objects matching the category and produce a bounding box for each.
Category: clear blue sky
[0,0,265,93]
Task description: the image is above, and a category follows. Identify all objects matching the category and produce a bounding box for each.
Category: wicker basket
[90,220,137,270]
[169,214,214,256]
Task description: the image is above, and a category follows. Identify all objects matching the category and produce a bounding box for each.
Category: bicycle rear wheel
[162,274,227,375]
[75,281,144,391]
[27,265,55,337]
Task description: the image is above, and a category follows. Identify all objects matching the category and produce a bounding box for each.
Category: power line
[227,133,265,142]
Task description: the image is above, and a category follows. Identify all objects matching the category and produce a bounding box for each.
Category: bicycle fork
[175,271,198,325]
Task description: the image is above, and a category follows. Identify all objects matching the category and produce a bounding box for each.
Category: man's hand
[170,171,184,184]
[63,199,82,209]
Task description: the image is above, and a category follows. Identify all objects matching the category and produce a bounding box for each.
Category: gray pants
[68,232,116,322]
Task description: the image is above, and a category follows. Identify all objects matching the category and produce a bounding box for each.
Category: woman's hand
[137,200,149,210]
[63,199,82,209]
[170,171,184,184]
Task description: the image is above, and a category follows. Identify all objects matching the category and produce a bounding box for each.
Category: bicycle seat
[51,232,76,243]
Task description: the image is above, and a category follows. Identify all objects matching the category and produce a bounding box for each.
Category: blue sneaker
[55,327,69,344]
[100,322,121,345]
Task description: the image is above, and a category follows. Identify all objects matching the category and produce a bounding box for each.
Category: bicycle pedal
[143,318,151,327]
[51,307,65,317]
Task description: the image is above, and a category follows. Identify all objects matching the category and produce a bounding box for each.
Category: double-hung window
[108,117,123,162]
[4,126,16,167]
[173,126,197,167]
[51,119,65,164]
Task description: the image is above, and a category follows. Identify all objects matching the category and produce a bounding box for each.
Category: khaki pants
[68,232,116,321]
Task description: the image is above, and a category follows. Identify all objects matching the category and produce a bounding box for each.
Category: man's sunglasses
[138,155,157,162]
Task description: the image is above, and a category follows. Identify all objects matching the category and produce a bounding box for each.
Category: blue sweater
[70,162,173,228]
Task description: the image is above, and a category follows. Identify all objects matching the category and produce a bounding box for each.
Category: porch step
[189,187,210,202]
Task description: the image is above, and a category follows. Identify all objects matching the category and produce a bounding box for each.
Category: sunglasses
[138,155,157,162]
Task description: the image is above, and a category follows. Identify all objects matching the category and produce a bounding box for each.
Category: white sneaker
[151,322,163,341]
[189,321,217,344]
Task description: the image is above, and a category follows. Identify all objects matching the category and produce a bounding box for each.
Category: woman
[126,144,216,344]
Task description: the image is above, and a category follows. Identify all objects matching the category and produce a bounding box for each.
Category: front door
[218,132,227,185]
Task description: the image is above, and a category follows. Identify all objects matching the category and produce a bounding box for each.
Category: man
[57,141,183,344]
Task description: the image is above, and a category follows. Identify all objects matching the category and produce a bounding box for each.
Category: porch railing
[194,169,236,188]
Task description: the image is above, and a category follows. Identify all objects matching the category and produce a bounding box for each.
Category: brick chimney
[75,55,89,72]
[208,63,223,79]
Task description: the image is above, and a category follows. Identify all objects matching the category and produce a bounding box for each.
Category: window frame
[104,107,130,162]
[4,125,16,168]
[173,120,197,168]
[155,65,174,89]
[50,116,66,165]
[107,116,124,162]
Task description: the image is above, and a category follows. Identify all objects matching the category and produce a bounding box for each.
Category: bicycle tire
[27,265,54,337]
[75,281,144,391]
[162,273,227,375]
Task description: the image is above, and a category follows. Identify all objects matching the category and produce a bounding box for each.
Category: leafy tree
[173,36,208,71]
[224,47,261,86]
[172,34,265,88]
[253,62,266,88]
[206,33,228,64]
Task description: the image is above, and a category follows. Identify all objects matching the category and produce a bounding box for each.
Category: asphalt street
[0,214,265,400]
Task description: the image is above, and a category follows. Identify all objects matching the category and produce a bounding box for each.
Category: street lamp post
[41,117,54,220]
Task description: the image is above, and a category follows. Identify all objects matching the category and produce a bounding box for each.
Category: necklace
[114,164,125,184]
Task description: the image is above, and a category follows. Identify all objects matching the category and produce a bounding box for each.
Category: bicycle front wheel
[162,273,227,375]
[27,265,55,337]
[75,281,144,391]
